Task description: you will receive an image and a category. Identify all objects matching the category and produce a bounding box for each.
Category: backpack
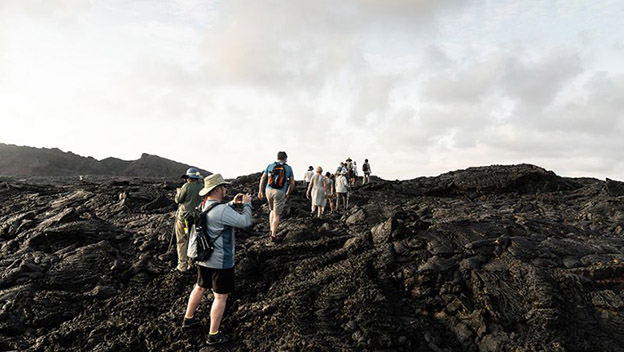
[268,162,287,189]
[362,163,368,172]
[187,202,223,262]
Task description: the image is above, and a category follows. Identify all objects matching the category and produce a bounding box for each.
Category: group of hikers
[172,151,372,346]
[302,157,372,218]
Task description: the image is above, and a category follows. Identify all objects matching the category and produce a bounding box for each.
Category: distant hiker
[362,159,371,184]
[352,161,358,185]
[335,171,350,212]
[182,173,252,346]
[306,166,328,218]
[258,151,295,241]
[303,166,314,188]
[335,162,346,176]
[324,172,335,213]
[345,157,353,171]
[174,168,204,272]
[345,157,355,186]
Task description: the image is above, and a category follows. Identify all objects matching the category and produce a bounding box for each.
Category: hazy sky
[1,0,623,180]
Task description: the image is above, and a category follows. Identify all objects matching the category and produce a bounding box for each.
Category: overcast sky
[1,0,623,180]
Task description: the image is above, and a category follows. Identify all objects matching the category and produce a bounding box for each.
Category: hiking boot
[182,317,200,329]
[206,331,229,345]
[270,233,285,242]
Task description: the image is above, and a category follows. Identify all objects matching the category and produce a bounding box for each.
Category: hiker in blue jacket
[182,173,252,346]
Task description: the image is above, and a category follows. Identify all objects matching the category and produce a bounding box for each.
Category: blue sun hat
[182,167,202,180]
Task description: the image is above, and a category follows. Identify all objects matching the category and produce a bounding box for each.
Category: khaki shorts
[266,187,286,216]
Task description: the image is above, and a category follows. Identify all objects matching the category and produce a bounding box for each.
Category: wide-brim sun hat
[199,173,230,196]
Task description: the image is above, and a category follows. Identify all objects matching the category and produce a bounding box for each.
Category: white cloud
[501,50,583,107]
[0,0,91,20]
[1,0,624,180]
[423,56,502,104]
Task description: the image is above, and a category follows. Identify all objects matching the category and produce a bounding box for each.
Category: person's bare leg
[270,211,280,236]
[209,292,229,333]
[184,285,206,318]
[269,211,274,236]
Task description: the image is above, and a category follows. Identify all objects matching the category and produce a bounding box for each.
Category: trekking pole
[346,191,350,209]
[167,220,176,253]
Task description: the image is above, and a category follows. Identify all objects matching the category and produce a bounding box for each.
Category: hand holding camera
[234,193,252,204]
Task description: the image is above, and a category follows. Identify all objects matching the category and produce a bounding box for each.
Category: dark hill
[0,143,210,177]
[1,164,624,351]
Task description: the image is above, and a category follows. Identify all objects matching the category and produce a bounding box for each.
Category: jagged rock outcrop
[1,164,624,351]
[0,143,210,177]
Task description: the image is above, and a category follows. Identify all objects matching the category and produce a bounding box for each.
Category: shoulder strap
[201,201,222,215]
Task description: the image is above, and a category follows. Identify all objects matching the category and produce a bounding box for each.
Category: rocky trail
[2,164,624,351]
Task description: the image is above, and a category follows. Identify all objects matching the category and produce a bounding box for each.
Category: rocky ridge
[1,164,624,351]
[0,143,210,177]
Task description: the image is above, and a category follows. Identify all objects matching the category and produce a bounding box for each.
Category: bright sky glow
[1,0,623,180]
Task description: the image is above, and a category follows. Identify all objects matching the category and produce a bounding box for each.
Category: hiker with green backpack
[258,151,294,241]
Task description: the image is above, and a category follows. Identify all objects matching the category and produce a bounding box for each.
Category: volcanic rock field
[2,164,624,351]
